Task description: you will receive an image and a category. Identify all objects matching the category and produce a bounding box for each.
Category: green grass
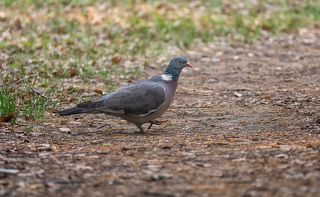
[21,95,48,120]
[0,86,16,122]
[0,0,319,121]
[19,84,53,120]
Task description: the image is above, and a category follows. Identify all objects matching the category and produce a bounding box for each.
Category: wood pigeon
[58,56,192,132]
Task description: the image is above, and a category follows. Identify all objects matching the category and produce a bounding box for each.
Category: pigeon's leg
[146,120,163,131]
[136,124,145,133]
[146,123,153,131]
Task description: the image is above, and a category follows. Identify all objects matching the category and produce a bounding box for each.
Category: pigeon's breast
[162,81,178,109]
[122,81,178,125]
[143,81,177,120]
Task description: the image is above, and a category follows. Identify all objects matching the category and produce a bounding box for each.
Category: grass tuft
[0,86,16,122]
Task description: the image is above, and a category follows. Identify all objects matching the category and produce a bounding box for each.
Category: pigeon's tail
[58,101,102,116]
[57,107,92,116]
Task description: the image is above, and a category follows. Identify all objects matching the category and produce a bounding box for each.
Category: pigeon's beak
[186,62,192,68]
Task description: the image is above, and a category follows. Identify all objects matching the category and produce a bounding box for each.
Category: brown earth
[1,30,320,197]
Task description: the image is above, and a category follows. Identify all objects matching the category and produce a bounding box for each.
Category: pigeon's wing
[77,81,166,117]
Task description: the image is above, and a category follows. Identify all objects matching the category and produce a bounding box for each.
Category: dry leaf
[0,112,16,122]
[51,145,58,152]
[68,68,78,77]
[94,89,103,95]
[111,55,122,64]
[69,97,78,102]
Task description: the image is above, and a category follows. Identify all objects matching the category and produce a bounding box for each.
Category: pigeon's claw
[136,124,145,133]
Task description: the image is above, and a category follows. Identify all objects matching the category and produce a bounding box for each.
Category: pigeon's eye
[178,61,182,63]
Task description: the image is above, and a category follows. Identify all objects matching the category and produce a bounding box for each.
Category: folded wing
[77,81,166,117]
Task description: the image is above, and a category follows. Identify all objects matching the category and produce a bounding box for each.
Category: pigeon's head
[168,56,192,70]
[163,56,192,81]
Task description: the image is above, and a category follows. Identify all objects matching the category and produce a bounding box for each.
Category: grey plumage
[58,56,192,132]
[60,82,165,116]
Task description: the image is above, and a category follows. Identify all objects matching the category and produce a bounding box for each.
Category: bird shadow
[70,122,172,136]
[105,129,168,136]
[103,122,172,135]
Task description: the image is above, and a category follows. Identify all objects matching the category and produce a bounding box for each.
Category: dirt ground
[1,29,320,197]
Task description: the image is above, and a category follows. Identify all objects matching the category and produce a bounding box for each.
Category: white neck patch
[161,74,173,81]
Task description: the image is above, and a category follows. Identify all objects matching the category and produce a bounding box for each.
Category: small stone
[59,127,71,132]
[275,154,288,159]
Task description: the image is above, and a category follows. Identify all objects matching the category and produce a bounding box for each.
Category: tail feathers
[77,101,93,108]
[57,107,92,116]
